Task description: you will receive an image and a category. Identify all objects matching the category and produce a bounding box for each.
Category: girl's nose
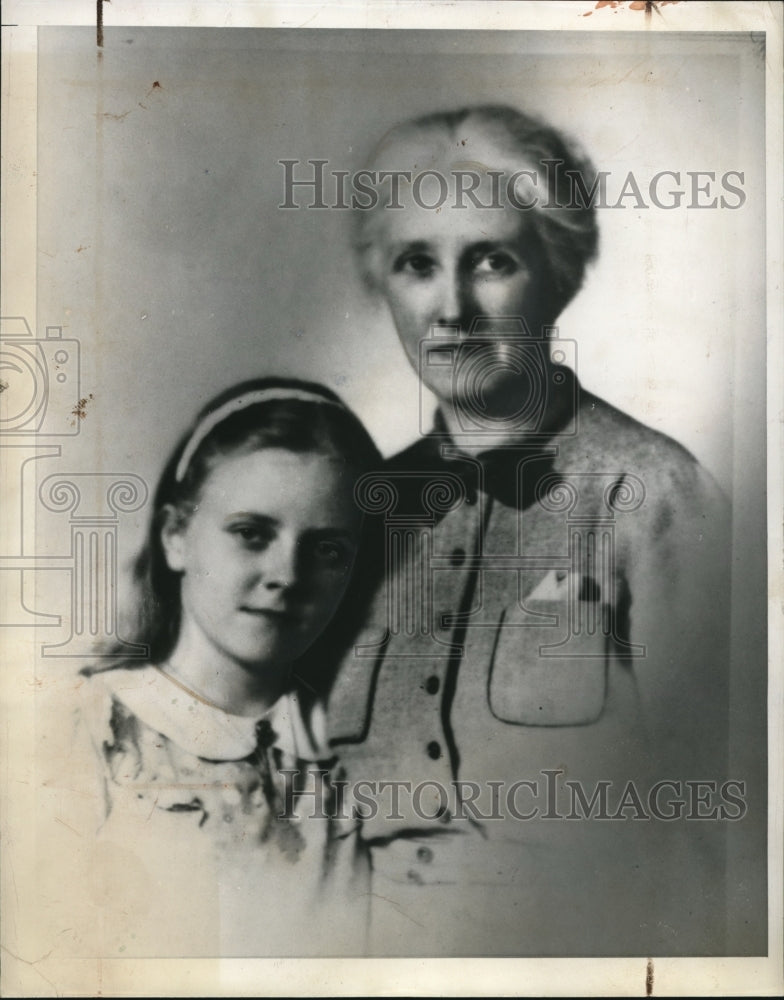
[261,537,299,591]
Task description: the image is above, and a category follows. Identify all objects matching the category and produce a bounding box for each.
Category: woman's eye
[474,251,518,275]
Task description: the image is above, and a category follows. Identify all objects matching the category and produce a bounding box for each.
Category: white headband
[175,388,345,483]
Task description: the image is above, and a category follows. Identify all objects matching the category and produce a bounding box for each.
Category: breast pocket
[487,570,609,726]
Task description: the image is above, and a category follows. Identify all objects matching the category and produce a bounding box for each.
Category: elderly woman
[328,106,732,956]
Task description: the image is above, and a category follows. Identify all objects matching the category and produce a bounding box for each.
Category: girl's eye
[307,538,355,569]
[395,252,436,277]
[229,525,272,550]
[313,540,344,563]
[474,251,519,275]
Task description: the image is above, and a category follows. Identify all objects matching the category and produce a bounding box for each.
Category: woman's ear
[160,504,188,572]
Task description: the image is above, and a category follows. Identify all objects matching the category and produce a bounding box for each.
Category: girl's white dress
[42,664,366,958]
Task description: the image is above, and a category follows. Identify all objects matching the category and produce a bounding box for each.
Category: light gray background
[33,26,767,954]
[37,28,764,488]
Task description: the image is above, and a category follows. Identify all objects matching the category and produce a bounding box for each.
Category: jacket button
[416,846,434,863]
[427,740,442,760]
[450,547,466,567]
[425,675,440,695]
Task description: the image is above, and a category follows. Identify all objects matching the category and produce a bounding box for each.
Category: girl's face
[162,447,362,673]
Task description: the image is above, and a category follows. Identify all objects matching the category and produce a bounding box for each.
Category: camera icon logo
[0,318,81,437]
[418,316,578,440]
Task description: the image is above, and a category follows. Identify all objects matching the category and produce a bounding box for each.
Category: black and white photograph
[1,1,781,995]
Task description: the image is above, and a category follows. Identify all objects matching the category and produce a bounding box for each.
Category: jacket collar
[396,369,580,509]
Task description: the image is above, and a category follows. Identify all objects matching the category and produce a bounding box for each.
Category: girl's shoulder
[36,663,159,838]
[77,661,158,742]
[80,663,255,761]
[81,662,331,765]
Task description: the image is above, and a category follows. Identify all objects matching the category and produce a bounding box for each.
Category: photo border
[1,2,781,996]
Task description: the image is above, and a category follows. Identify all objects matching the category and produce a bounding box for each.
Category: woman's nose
[436,267,468,328]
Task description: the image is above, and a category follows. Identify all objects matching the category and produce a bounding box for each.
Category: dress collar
[94,665,324,762]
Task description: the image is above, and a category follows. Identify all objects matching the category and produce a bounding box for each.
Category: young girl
[54,377,380,958]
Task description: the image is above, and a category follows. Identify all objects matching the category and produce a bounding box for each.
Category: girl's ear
[160,504,188,572]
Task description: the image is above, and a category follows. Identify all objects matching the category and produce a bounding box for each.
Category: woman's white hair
[353,104,600,324]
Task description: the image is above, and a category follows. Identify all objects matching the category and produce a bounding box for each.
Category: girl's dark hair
[98,377,381,702]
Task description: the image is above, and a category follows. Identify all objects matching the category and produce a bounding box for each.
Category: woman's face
[162,448,362,672]
[370,172,551,416]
